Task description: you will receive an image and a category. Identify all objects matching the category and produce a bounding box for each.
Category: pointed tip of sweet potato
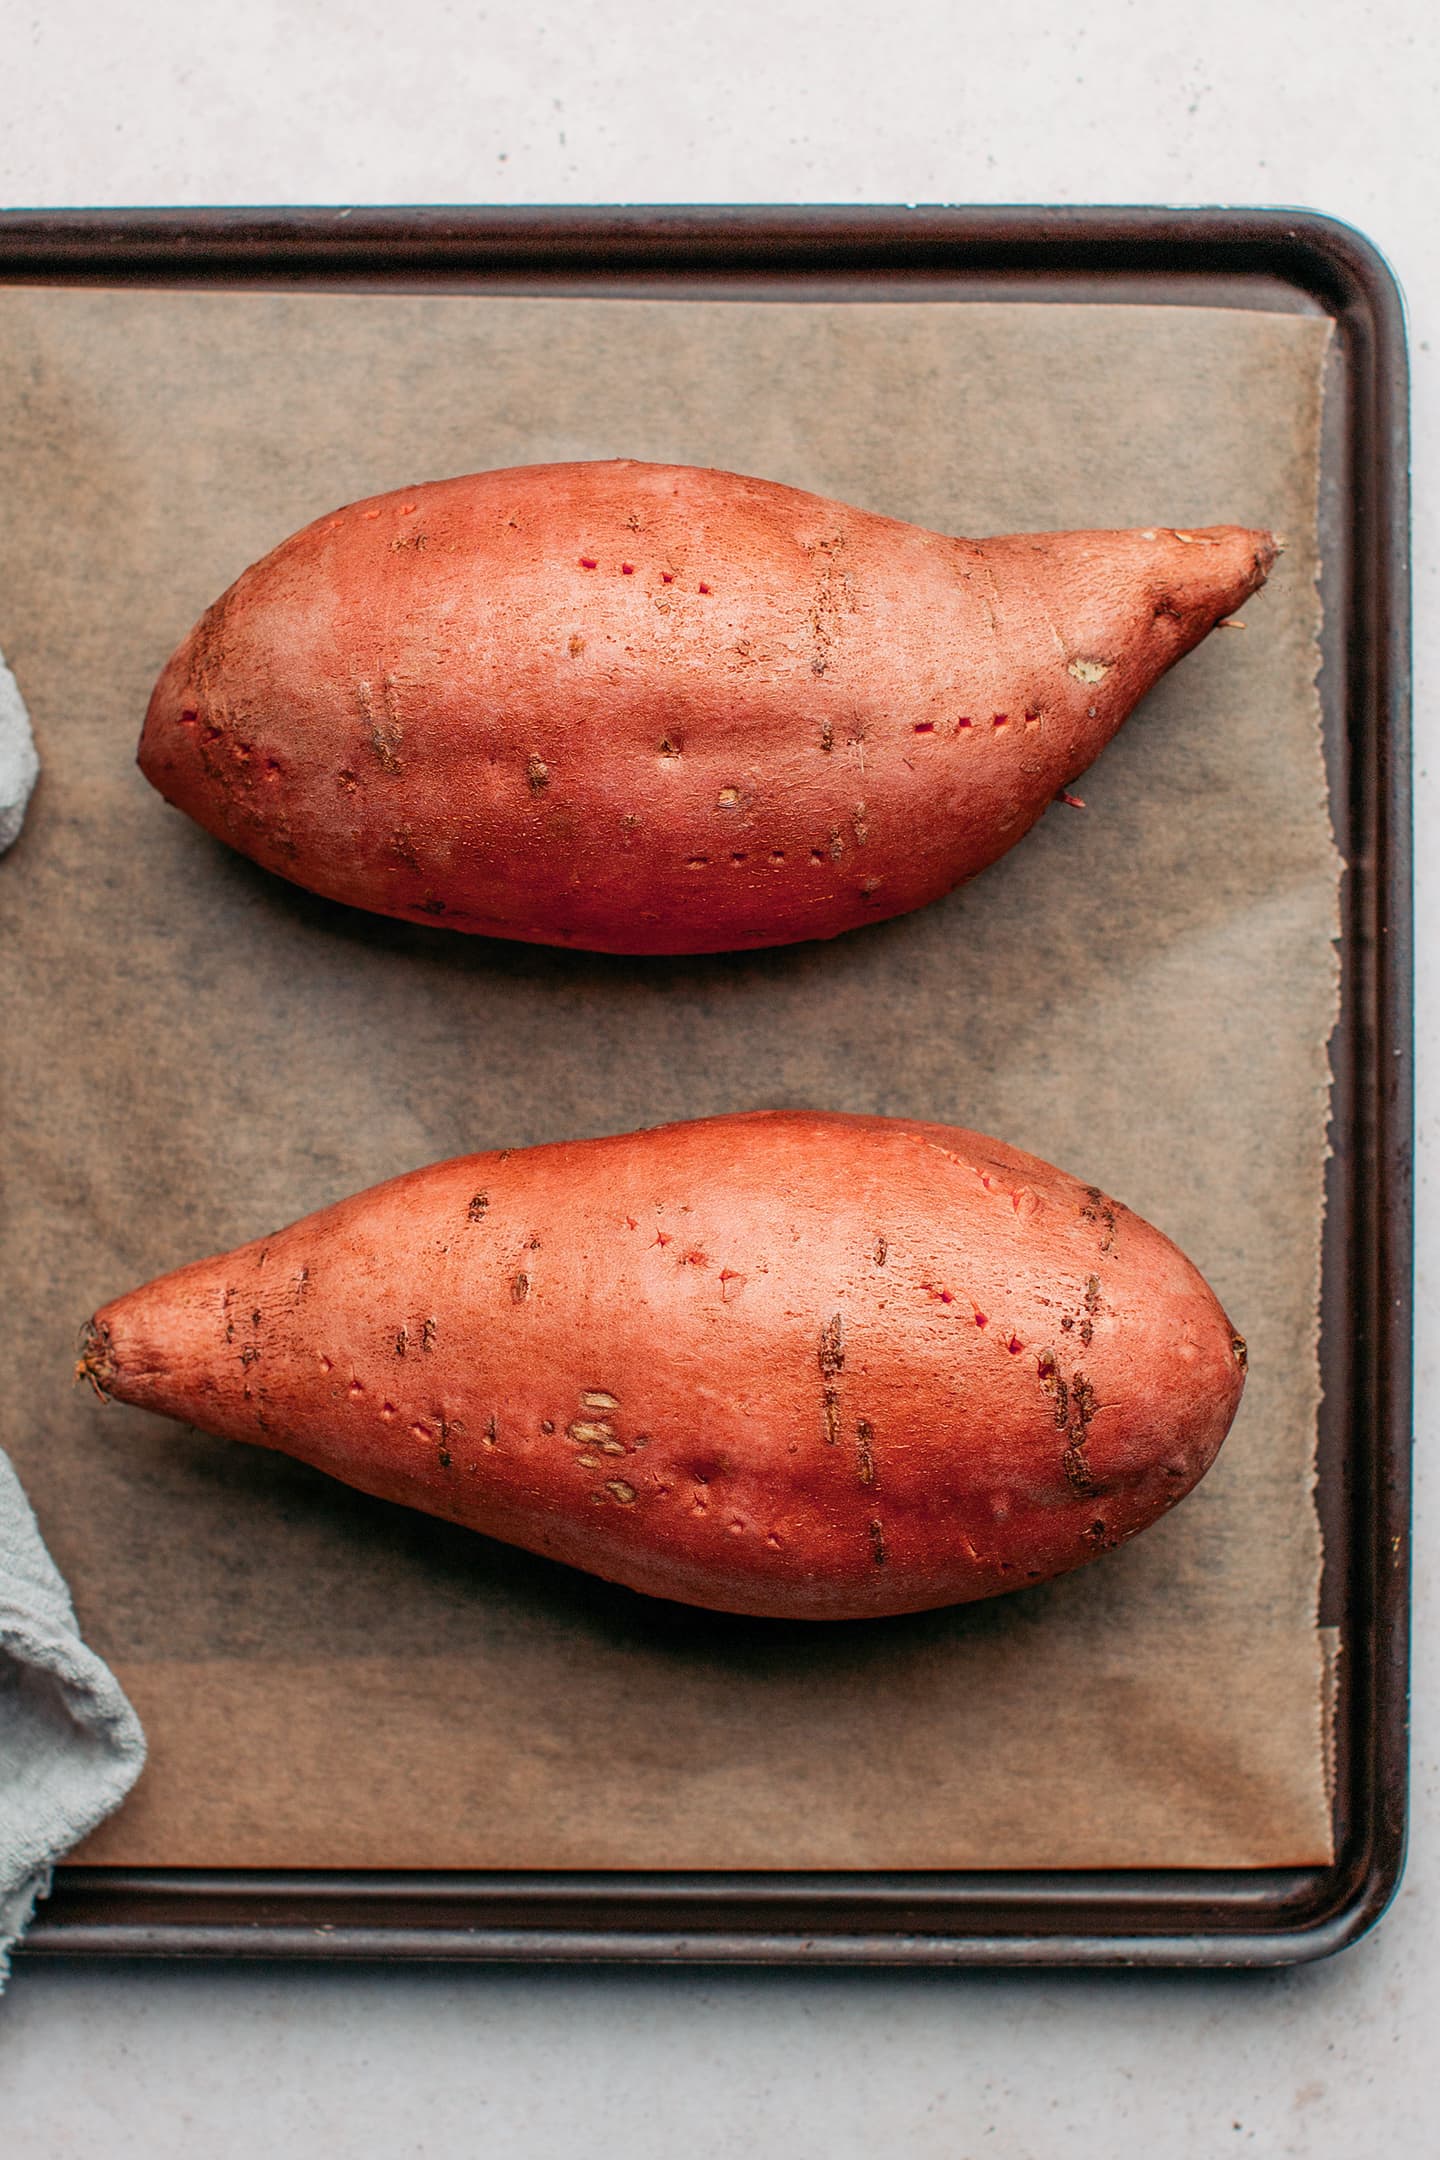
[75,1316,117,1400]
[1158,522,1278,619]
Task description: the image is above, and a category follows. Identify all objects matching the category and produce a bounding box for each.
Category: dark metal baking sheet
[2,205,1410,1968]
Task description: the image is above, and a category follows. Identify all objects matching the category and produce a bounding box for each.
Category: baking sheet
[0,289,1337,1868]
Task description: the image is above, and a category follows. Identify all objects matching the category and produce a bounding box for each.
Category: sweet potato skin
[138,462,1275,954]
[85,1113,1246,1620]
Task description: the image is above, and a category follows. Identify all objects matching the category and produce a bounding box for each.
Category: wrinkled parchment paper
[0,290,1338,1867]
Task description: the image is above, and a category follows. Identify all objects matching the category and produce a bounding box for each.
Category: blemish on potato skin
[511,1272,531,1303]
[856,1419,876,1487]
[1048,1369,1100,1496]
[1079,1275,1101,1348]
[1081,1187,1118,1254]
[819,1314,844,1445]
[357,678,404,773]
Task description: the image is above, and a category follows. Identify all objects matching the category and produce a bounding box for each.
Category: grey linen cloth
[0,643,39,854]
[0,1448,146,1984]
[2,642,142,1977]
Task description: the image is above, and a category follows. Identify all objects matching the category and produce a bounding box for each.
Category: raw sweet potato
[138,462,1275,954]
[81,1112,1245,1621]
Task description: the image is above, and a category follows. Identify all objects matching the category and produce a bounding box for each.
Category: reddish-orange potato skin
[86,1113,1246,1620]
[139,462,1275,954]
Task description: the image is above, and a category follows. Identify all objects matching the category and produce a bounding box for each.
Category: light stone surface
[0,2,1435,2154]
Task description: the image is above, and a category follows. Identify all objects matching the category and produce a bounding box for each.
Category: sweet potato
[81,1112,1245,1621]
[139,462,1275,954]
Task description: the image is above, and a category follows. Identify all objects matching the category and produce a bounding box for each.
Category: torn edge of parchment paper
[1320,1625,1344,1812]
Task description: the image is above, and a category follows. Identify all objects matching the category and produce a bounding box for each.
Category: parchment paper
[0,289,1338,1868]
